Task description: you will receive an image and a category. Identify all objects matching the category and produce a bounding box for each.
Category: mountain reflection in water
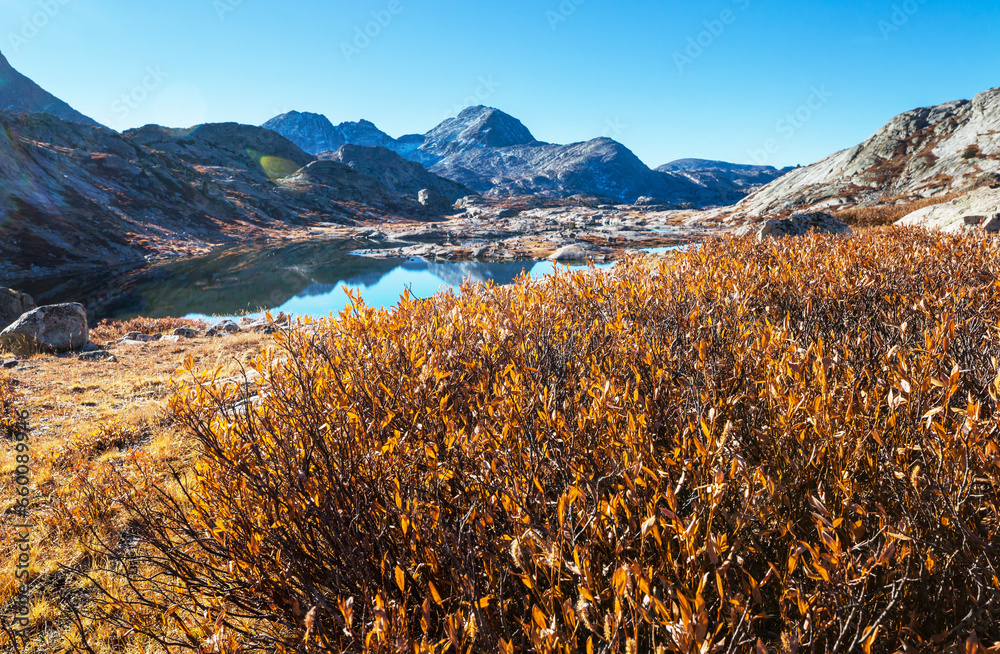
[21,239,615,322]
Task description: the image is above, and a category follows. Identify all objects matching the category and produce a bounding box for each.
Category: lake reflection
[20,239,616,322]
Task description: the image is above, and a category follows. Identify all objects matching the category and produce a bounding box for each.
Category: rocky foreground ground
[340,195,720,262]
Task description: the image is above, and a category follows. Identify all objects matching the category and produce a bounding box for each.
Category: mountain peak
[262,112,398,154]
[335,119,395,149]
[263,111,344,154]
[269,110,332,125]
[453,105,504,119]
[426,106,538,152]
[263,111,335,131]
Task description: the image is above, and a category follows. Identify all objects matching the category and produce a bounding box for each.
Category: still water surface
[21,240,661,322]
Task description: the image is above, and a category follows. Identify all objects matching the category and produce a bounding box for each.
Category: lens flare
[245,148,302,181]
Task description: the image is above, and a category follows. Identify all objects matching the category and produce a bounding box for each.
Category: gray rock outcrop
[722,87,1000,220]
[896,188,1000,233]
[0,303,89,355]
[0,288,35,329]
[418,188,452,211]
[213,319,240,333]
[736,212,852,240]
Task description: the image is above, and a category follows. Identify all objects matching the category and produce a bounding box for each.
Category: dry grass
[89,317,210,342]
[0,328,272,653]
[836,194,959,228]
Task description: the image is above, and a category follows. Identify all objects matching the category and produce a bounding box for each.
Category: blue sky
[1,0,998,168]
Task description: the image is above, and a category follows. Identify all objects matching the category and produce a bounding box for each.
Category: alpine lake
[17,239,684,324]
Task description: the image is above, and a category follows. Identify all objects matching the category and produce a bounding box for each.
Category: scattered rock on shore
[123,332,160,343]
[78,350,117,362]
[549,243,611,262]
[214,320,241,333]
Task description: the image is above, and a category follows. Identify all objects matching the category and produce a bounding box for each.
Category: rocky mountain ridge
[263,106,786,207]
[415,106,540,163]
[724,87,1000,219]
[0,111,473,285]
[320,145,472,203]
[262,111,403,155]
[657,159,796,190]
[0,51,97,125]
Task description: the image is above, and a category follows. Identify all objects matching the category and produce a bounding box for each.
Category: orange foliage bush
[837,195,957,228]
[0,373,19,439]
[72,229,1000,653]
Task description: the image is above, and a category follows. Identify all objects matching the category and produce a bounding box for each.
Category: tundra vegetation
[836,195,958,228]
[3,229,1000,653]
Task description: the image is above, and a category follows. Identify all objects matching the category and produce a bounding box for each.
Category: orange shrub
[72,229,1000,653]
[837,194,957,227]
[0,373,19,439]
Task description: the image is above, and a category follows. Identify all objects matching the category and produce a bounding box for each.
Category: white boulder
[896,188,1000,233]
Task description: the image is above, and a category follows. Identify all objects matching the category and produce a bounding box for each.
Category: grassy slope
[1,323,272,652]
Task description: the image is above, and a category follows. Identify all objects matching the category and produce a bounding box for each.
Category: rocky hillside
[727,87,1000,219]
[263,106,764,207]
[125,122,314,182]
[0,112,354,284]
[0,114,470,285]
[0,51,97,125]
[425,136,734,205]
[0,50,494,284]
[320,145,472,203]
